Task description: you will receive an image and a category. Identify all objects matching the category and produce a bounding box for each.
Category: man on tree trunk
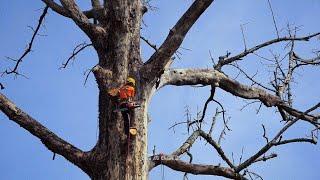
[109,77,138,138]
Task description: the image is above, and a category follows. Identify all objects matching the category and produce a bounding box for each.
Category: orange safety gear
[108,88,119,97]
[119,85,135,100]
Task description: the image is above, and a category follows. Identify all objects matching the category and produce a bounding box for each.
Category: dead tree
[1,1,320,179]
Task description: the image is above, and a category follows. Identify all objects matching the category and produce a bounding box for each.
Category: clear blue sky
[1,1,320,179]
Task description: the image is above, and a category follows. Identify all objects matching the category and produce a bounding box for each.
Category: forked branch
[59,0,105,38]
[215,32,320,70]
[142,0,214,80]
[4,6,49,76]
[60,42,93,69]
[159,68,318,124]
[235,103,320,172]
[41,0,103,19]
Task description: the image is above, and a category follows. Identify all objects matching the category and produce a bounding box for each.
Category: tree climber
[108,77,139,137]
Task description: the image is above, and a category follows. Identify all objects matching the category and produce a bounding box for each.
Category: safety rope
[125,111,131,180]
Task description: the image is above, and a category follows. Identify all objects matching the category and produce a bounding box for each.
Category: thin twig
[4,6,49,75]
[0,83,4,90]
[266,0,279,38]
[262,124,269,143]
[240,23,248,51]
[141,36,157,51]
[60,42,93,69]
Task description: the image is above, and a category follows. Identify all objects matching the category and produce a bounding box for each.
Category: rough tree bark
[1,1,319,180]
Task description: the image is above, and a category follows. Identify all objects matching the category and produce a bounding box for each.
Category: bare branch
[274,138,317,146]
[59,0,105,38]
[262,124,269,143]
[218,118,229,145]
[253,153,277,163]
[152,156,243,179]
[141,36,157,51]
[199,130,235,169]
[183,151,193,179]
[215,32,320,70]
[188,86,216,126]
[4,6,49,76]
[229,64,276,92]
[266,0,279,38]
[208,108,219,135]
[83,65,97,86]
[160,68,319,124]
[0,93,88,172]
[60,42,93,69]
[172,130,200,157]
[142,0,214,80]
[236,103,320,172]
[41,0,103,19]
[0,83,4,90]
[240,23,248,51]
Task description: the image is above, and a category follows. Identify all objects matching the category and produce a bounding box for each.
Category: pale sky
[1,1,320,180]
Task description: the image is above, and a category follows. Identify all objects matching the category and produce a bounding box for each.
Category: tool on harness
[107,77,140,137]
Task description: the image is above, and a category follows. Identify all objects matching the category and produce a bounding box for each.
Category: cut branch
[0,93,89,173]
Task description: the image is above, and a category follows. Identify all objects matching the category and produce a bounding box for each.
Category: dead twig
[60,42,93,69]
[4,6,49,76]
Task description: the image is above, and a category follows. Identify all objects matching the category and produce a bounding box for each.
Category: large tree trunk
[88,1,151,179]
[89,89,151,180]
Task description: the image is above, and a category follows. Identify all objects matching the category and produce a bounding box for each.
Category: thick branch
[142,0,214,80]
[42,0,103,19]
[0,93,88,172]
[59,0,105,38]
[160,68,318,123]
[153,157,243,179]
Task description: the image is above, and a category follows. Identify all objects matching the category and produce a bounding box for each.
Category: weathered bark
[86,1,150,179]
